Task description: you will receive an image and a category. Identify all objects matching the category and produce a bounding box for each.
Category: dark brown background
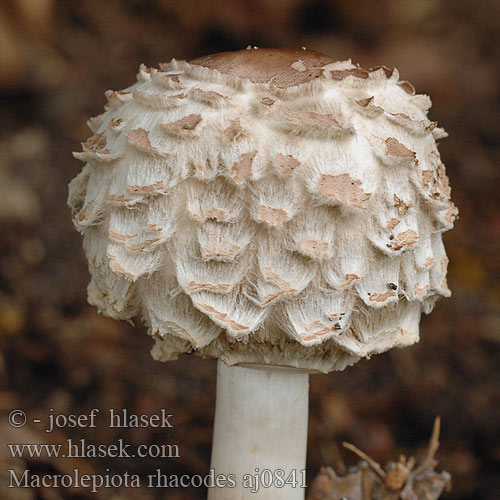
[0,1,499,499]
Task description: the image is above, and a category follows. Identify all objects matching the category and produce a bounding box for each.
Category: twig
[424,416,441,466]
[342,441,386,479]
[412,416,442,477]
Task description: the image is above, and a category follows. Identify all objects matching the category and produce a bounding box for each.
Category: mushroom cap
[68,48,457,373]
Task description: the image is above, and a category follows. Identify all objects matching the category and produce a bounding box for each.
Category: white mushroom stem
[208,360,309,500]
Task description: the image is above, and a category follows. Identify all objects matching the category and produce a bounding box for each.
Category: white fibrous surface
[68,59,457,373]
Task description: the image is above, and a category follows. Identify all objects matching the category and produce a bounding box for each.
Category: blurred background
[0,0,499,499]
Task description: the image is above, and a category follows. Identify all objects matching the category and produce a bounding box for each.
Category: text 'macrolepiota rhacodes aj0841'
[68,47,457,500]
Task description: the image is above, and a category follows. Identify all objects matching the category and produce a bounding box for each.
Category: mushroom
[68,48,457,500]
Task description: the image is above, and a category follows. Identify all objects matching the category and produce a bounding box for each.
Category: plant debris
[308,418,451,500]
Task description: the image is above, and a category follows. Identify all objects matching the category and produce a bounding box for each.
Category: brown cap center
[189,48,336,88]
